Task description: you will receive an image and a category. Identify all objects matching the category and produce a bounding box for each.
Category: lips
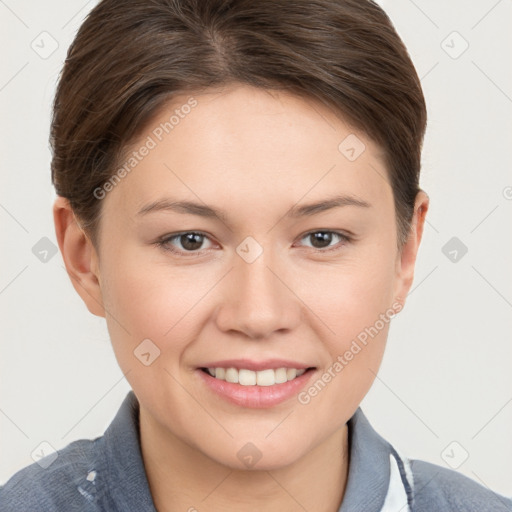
[196,359,317,408]
[198,358,313,372]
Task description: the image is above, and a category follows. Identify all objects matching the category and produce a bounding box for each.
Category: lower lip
[196,368,316,408]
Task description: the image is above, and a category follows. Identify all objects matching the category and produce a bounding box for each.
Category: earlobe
[394,190,430,306]
[53,196,106,318]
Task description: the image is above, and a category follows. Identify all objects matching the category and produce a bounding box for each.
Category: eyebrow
[136,194,371,223]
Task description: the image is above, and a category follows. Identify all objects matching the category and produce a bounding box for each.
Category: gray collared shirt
[1,390,511,511]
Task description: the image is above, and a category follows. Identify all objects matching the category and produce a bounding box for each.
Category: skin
[54,83,428,512]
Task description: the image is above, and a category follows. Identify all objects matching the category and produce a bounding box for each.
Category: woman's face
[78,84,425,469]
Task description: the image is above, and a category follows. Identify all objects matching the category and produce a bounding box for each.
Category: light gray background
[1,0,511,498]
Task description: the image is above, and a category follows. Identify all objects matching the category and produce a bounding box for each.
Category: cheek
[297,245,397,404]
[99,262,209,419]
[298,281,393,425]
[99,250,219,367]
[304,248,397,341]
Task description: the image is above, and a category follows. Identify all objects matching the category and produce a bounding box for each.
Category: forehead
[104,84,392,222]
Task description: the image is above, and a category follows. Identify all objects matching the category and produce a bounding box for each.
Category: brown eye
[309,231,334,249]
[299,230,350,252]
[178,233,205,251]
[157,232,213,254]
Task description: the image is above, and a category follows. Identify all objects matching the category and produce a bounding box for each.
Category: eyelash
[155,230,352,257]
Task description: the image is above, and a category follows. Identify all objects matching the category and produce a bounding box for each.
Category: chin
[205,439,309,472]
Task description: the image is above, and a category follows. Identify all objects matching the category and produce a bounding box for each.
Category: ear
[393,190,429,308]
[53,196,105,317]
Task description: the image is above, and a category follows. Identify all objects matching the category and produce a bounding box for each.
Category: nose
[214,247,301,340]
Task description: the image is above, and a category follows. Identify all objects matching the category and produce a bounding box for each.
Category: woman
[1,0,510,510]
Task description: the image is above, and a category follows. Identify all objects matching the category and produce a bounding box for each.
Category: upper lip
[199,359,315,371]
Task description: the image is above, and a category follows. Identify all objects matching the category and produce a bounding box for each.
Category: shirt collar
[100,390,156,511]
[339,406,393,511]
[100,391,393,511]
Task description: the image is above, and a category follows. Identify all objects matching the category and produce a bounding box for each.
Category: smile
[202,367,307,386]
[196,362,316,408]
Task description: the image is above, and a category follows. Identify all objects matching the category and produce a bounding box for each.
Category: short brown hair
[50,0,427,248]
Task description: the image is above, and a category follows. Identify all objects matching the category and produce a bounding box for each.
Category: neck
[139,406,350,512]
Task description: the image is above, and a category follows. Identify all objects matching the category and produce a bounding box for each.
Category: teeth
[275,368,288,383]
[256,369,274,386]
[225,367,239,383]
[205,367,307,386]
[239,369,257,385]
[286,368,297,380]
